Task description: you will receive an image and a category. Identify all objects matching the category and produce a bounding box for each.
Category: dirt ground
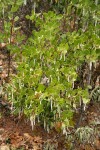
[0,101,100,150]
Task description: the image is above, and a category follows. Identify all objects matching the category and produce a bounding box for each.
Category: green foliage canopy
[0,0,99,132]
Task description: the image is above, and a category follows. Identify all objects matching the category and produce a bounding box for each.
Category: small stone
[0,128,4,134]
[0,135,3,141]
[0,60,3,65]
[0,145,10,150]
[0,66,3,73]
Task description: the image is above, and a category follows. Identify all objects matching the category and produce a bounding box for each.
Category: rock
[0,128,4,134]
[0,145,10,150]
[0,135,3,141]
[23,133,33,141]
[0,60,3,66]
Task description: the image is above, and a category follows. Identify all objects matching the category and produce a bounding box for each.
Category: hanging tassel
[44,119,46,130]
[72,81,74,89]
[80,97,82,107]
[11,101,13,111]
[95,0,98,5]
[94,61,96,69]
[64,53,66,61]
[83,8,85,16]
[34,2,36,15]
[54,113,56,120]
[50,0,53,5]
[40,99,42,105]
[63,127,67,135]
[30,116,34,130]
[11,88,14,100]
[58,76,60,82]
[50,75,52,82]
[50,99,53,111]
[34,116,36,125]
[47,125,50,133]
[89,62,92,71]
[67,76,70,82]
[62,123,67,135]
[37,116,40,123]
[58,106,61,118]
[2,7,4,17]
[40,54,42,60]
[83,103,86,111]
[19,79,21,89]
[54,59,56,65]
[24,0,27,5]
[60,53,62,60]
[34,59,36,65]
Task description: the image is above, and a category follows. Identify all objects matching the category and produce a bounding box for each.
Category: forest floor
[0,49,100,150]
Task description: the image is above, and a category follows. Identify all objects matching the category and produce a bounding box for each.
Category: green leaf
[14,16,19,22]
